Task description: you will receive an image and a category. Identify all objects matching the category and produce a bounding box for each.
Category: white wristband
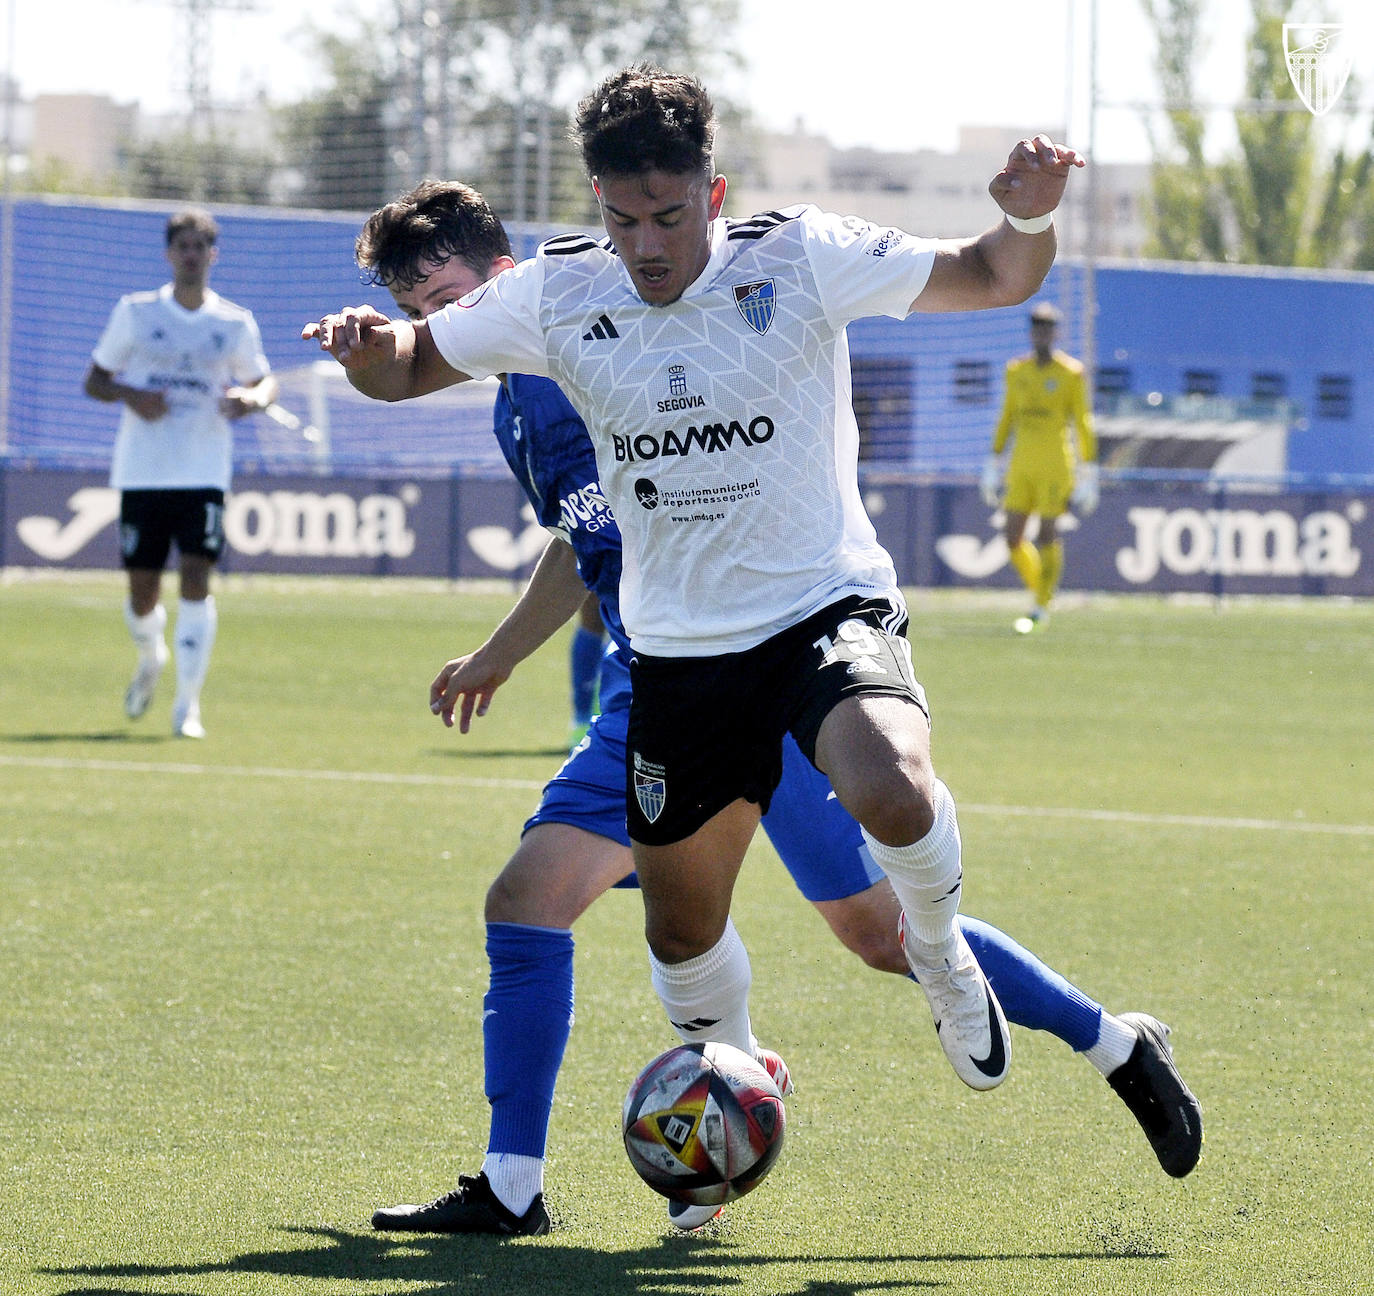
[1005,211,1054,234]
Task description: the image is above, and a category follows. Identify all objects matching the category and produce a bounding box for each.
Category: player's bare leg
[637,798,759,1051]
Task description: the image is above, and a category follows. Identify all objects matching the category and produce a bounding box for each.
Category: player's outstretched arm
[429,537,591,731]
[913,135,1085,315]
[302,307,470,402]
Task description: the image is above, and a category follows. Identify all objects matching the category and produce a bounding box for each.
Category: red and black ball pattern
[622,1041,786,1207]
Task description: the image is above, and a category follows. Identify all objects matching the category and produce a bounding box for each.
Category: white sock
[1084,1012,1141,1076]
[648,917,755,1055]
[861,778,963,959]
[481,1151,543,1216]
[124,599,167,660]
[174,596,217,710]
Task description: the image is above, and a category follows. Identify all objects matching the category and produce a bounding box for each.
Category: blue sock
[957,915,1103,1052]
[484,922,575,1158]
[570,628,604,725]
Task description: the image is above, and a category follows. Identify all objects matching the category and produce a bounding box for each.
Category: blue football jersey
[494,372,631,711]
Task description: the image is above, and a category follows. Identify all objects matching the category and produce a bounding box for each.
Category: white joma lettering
[1116,506,1360,582]
[224,489,417,558]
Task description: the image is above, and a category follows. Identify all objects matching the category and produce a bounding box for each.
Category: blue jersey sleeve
[495,374,629,652]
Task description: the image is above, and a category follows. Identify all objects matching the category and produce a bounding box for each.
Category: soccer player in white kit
[306,66,1083,1104]
[85,208,277,738]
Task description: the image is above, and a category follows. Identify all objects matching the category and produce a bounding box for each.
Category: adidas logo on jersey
[582,314,620,341]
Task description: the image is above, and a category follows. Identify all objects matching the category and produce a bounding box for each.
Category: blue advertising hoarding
[5,466,1369,598]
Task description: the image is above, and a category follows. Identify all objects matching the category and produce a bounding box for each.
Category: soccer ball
[622,1041,786,1207]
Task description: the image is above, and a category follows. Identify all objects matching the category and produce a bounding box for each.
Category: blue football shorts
[524,698,883,903]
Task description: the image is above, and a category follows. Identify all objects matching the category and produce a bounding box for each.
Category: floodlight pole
[1061,0,1075,331]
[1082,0,1099,393]
[513,0,530,223]
[0,0,14,455]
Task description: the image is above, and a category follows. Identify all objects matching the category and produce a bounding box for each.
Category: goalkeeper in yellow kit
[981,301,1097,633]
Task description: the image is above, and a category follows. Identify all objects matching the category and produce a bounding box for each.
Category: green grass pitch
[1,572,1371,1295]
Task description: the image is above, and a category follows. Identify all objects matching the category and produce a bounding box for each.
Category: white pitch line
[3,752,1371,837]
[958,801,1374,837]
[0,752,544,792]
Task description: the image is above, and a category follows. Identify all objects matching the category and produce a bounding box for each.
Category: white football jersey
[428,205,936,656]
[92,284,271,491]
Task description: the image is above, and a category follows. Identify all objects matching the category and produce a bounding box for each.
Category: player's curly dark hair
[355,179,513,291]
[572,64,716,179]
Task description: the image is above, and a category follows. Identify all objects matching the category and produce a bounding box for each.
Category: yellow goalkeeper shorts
[1004,463,1073,517]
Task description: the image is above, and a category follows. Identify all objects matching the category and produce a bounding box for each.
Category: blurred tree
[1139,0,1228,260]
[13,156,130,199]
[126,130,273,205]
[1139,0,1374,267]
[277,26,396,211]
[277,0,745,222]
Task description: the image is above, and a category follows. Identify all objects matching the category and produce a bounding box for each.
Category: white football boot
[899,912,1011,1090]
[172,698,206,739]
[124,639,169,719]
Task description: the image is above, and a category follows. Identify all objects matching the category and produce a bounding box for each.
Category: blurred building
[727,122,1149,258]
[30,94,137,184]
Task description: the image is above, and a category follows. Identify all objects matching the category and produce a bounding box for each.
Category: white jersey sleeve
[427,255,551,380]
[228,313,271,386]
[91,296,137,372]
[796,207,937,327]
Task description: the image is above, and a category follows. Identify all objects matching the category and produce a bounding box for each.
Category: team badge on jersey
[633,753,667,823]
[734,280,776,335]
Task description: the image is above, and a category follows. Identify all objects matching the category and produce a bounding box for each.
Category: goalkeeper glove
[1072,461,1100,515]
[979,455,1003,508]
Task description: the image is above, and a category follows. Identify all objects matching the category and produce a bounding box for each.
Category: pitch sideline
[3,752,1370,837]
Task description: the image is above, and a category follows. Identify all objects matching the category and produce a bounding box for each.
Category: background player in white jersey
[305,66,1084,1106]
[85,208,277,737]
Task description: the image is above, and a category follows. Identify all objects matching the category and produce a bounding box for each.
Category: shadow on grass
[4,731,167,744]
[428,744,571,761]
[44,1223,1169,1296]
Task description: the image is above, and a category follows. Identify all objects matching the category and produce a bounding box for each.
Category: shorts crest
[633,752,668,824]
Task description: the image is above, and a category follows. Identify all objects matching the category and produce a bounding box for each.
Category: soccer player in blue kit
[322,179,1201,1237]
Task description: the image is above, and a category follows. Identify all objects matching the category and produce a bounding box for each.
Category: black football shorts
[626,594,928,846]
[119,487,226,569]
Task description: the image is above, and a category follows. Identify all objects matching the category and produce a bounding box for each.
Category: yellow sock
[1036,541,1063,608]
[1007,540,1042,597]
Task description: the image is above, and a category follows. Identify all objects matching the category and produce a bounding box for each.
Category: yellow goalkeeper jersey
[992,351,1097,475]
